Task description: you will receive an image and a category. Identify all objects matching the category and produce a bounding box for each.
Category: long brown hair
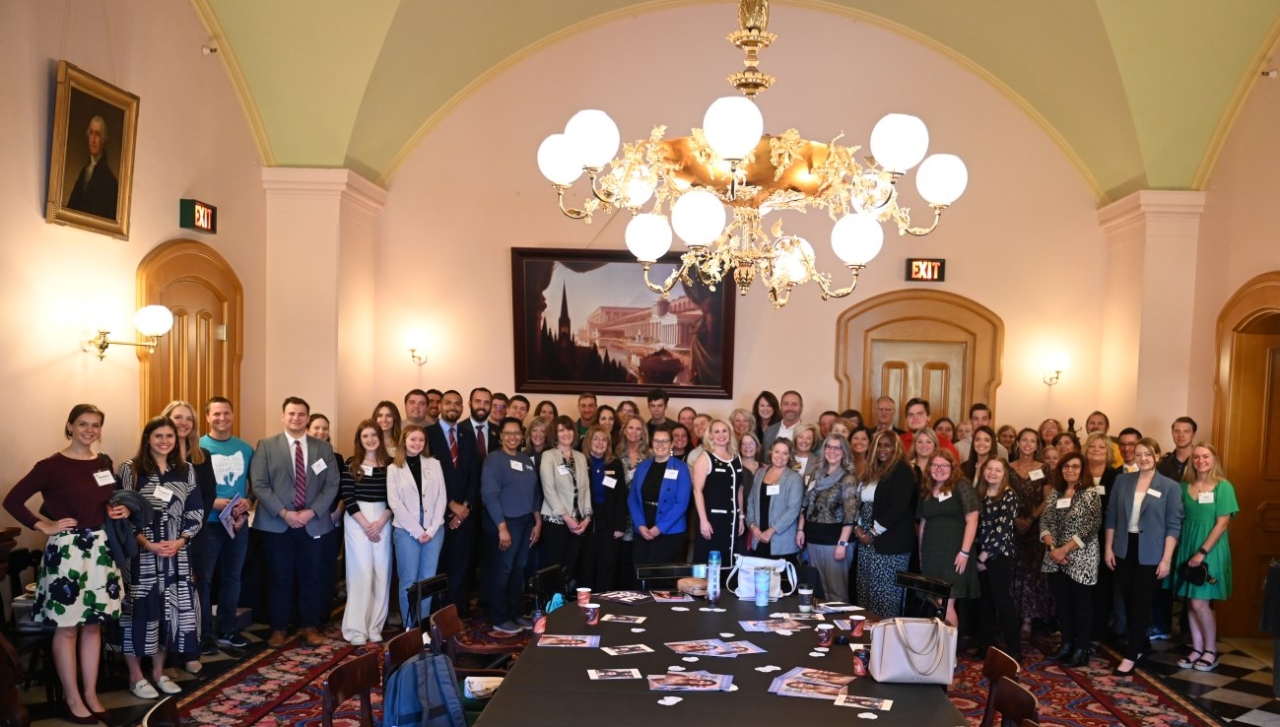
[132,416,188,478]
[161,400,206,466]
[350,418,391,481]
[1053,451,1094,494]
[980,457,1013,500]
[1184,441,1226,484]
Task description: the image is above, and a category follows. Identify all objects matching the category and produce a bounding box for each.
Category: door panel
[870,341,965,424]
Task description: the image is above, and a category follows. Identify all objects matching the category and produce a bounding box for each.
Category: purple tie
[476,424,487,457]
[449,427,459,467]
[293,441,307,510]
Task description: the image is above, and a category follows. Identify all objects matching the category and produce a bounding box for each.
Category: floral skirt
[34,528,123,626]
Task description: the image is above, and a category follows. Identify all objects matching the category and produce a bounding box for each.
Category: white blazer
[387,455,447,540]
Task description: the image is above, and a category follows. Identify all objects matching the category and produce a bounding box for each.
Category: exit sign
[179,198,217,234]
[906,258,946,282]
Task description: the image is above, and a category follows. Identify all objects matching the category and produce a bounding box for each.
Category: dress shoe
[267,630,288,648]
[301,627,325,647]
[1049,643,1074,660]
[1065,647,1091,668]
[62,703,101,725]
[1112,660,1137,677]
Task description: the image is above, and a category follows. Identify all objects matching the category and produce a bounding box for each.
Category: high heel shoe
[1112,659,1137,677]
[61,704,102,725]
[1050,642,1074,660]
[1066,647,1092,668]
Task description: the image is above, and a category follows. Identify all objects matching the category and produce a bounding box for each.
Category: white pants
[341,502,392,642]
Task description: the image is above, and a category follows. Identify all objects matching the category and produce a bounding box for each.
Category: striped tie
[449,427,458,467]
[293,440,307,510]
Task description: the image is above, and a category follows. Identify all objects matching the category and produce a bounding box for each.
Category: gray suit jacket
[1106,471,1184,565]
[746,467,804,556]
[249,432,340,536]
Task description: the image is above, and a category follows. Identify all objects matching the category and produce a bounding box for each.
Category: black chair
[405,574,449,631]
[635,563,694,590]
[141,694,179,727]
[896,571,952,619]
[322,650,380,727]
[7,548,57,703]
[527,565,566,610]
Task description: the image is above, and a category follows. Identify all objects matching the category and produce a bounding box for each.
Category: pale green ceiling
[196,0,1280,202]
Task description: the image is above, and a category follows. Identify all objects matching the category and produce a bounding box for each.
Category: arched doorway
[834,290,1004,425]
[1212,271,1280,636]
[137,240,244,429]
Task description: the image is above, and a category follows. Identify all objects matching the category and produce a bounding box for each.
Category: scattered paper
[600,614,646,624]
[631,628,646,633]
[671,606,690,612]
[588,668,642,680]
[769,667,858,700]
[720,632,736,638]
[834,695,894,711]
[858,713,878,719]
[595,590,654,605]
[683,656,699,662]
[756,665,783,673]
[602,644,654,656]
[657,696,683,706]
[815,647,830,653]
[537,634,601,648]
[667,665,686,672]
[648,671,734,692]
[650,590,693,603]
[777,629,794,636]
[728,684,739,692]
[809,651,824,657]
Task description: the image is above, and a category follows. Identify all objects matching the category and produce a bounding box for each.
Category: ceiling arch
[193,0,1280,202]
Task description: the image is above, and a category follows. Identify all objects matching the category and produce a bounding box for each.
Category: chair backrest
[635,563,694,590]
[322,650,379,727]
[527,564,566,608]
[6,548,37,603]
[384,627,426,688]
[406,574,449,631]
[979,648,1021,727]
[429,603,465,659]
[986,676,1037,727]
[896,570,953,619]
[1020,720,1040,727]
[141,694,179,727]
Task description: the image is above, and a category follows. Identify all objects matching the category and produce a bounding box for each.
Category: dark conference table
[475,594,968,726]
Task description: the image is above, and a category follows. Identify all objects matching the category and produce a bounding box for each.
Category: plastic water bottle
[753,568,770,607]
[707,550,721,604]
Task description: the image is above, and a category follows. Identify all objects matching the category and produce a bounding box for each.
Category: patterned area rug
[949,639,1223,727]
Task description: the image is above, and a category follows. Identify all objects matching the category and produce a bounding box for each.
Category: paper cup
[850,614,867,637]
[816,623,834,647]
[577,587,592,606]
[584,603,601,625]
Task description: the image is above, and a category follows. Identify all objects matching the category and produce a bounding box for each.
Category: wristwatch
[837,540,849,547]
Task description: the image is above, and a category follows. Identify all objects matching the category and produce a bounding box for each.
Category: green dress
[1169,479,1238,600]
[918,479,981,599]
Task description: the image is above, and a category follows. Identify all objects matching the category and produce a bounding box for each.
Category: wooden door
[137,240,243,429]
[869,339,966,425]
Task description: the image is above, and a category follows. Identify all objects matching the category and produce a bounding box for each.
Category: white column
[1097,190,1205,438]
[261,168,387,441]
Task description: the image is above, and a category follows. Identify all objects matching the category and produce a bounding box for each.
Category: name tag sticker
[93,470,115,486]
[311,459,327,475]
[1198,491,1215,504]
[1147,489,1162,499]
[766,484,781,496]
[937,492,952,502]
[362,465,374,476]
[1093,485,1106,496]
[603,476,618,489]
[1029,469,1045,481]
[557,465,570,476]
[1056,498,1071,509]
[509,459,524,472]
[153,486,175,503]
[663,468,678,480]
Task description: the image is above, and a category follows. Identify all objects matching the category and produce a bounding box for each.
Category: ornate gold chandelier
[537,0,968,308]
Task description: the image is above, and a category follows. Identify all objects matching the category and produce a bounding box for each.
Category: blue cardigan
[1106,470,1184,565]
[627,456,692,535]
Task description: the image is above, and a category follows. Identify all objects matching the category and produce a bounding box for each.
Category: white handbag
[724,555,797,601]
[867,617,957,685]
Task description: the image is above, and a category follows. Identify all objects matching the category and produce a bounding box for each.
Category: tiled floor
[1139,637,1280,726]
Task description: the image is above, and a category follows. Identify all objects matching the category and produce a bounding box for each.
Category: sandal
[1193,651,1219,672]
[1176,649,1203,669]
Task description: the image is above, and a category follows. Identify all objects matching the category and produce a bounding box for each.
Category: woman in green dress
[917,449,980,628]
[1169,442,1238,672]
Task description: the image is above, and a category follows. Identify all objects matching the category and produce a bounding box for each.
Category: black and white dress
[117,462,204,657]
[693,451,744,562]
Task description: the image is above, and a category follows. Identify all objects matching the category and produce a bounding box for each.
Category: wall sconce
[404,330,428,366]
[1043,351,1069,386]
[86,305,174,360]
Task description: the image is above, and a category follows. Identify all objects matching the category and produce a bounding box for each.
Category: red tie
[293,440,307,510]
[448,427,459,467]
[476,424,487,457]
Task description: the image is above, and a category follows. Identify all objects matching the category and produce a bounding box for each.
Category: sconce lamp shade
[134,305,174,337]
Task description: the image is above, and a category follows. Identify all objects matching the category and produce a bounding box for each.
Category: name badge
[509,459,524,472]
[602,476,617,489]
[1147,488,1162,499]
[362,465,374,476]
[557,465,570,476]
[766,484,780,496]
[663,468,678,480]
[1029,469,1045,481]
[937,491,952,502]
[1093,485,1106,496]
[311,459,327,475]
[153,485,175,503]
[93,470,115,486]
[1198,491,1214,504]
[796,457,809,471]
[1055,498,1071,509]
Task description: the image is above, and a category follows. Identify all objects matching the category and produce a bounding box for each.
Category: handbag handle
[892,618,947,677]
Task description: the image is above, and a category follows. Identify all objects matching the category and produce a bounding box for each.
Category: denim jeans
[392,526,444,630]
[195,521,250,635]
[483,514,533,626]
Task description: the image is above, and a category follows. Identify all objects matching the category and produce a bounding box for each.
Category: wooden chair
[322,650,380,727]
[428,604,522,673]
[404,574,449,631]
[979,676,1038,727]
[979,648,1021,727]
[384,627,426,689]
[1020,720,1041,727]
[141,694,179,727]
[635,563,694,590]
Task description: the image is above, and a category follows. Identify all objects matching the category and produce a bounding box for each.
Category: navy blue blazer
[627,456,692,535]
[1106,471,1184,565]
[425,422,480,511]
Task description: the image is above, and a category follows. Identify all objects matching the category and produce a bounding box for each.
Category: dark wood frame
[45,60,140,239]
[511,247,736,399]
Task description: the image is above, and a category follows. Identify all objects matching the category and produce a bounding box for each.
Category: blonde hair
[161,400,206,465]
[394,424,429,467]
[1184,441,1226,484]
[705,418,739,457]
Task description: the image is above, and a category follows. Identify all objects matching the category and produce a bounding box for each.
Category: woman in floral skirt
[1009,427,1054,638]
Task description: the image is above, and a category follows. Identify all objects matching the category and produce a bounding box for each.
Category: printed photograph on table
[594,590,654,604]
[588,668,643,680]
[600,614,646,624]
[511,248,736,398]
[834,695,894,710]
[45,60,140,239]
[647,671,733,692]
[650,590,693,603]
[537,634,601,648]
[601,644,654,656]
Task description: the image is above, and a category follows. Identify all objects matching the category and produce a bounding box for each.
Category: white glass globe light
[622,168,656,208]
[134,305,174,337]
[703,96,764,160]
[564,110,620,169]
[830,213,885,266]
[625,213,673,263]
[670,190,726,247]
[1045,351,1070,373]
[776,238,813,282]
[916,154,969,206]
[870,114,929,173]
[537,134,583,186]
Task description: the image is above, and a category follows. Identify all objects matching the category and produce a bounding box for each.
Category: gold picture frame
[45,61,140,239]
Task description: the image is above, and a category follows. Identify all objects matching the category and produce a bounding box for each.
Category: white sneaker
[130,679,159,699]
[156,675,182,694]
[348,635,367,646]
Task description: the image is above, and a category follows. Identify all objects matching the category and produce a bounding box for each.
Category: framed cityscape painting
[511,248,736,398]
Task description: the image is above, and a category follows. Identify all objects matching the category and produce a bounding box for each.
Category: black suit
[427,421,481,616]
[458,419,500,459]
[66,156,119,219]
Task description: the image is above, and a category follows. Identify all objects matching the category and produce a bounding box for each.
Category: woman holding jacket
[1106,437,1184,676]
[746,438,804,564]
[539,416,592,579]
[626,429,691,565]
[387,424,446,630]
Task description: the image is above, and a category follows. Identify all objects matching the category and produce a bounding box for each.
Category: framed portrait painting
[45,61,140,239]
[511,248,736,399]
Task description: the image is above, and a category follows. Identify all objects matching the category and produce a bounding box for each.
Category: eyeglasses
[929,463,951,470]
[652,439,671,446]
[1061,462,1082,469]
[824,444,843,451]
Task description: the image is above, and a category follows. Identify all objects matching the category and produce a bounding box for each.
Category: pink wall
[0,1,267,532]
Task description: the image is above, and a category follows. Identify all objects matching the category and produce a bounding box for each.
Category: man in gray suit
[250,396,340,648]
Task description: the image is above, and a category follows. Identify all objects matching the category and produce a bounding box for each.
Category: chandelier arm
[896,205,945,237]
[587,169,623,209]
[555,185,595,222]
[640,260,687,299]
[813,264,866,300]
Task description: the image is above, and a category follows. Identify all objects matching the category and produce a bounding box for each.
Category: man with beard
[426,390,482,617]
[459,388,498,460]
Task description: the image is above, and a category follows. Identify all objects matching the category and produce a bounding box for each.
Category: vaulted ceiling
[192,0,1280,202]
